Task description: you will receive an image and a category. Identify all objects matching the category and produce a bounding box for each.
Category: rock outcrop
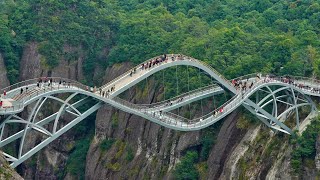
[0,151,23,180]
[17,42,86,179]
[19,42,84,81]
[0,53,10,89]
[85,63,205,179]
[5,42,320,179]
[316,135,320,170]
[19,42,44,80]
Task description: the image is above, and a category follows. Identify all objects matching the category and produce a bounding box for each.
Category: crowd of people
[139,54,184,72]
[232,78,255,92]
[163,97,184,107]
[35,77,72,90]
[98,85,116,98]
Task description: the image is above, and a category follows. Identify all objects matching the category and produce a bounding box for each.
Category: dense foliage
[64,105,97,179]
[1,0,320,178]
[291,117,320,173]
[173,151,199,180]
[1,0,320,83]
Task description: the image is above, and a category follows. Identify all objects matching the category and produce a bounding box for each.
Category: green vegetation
[64,111,97,179]
[1,0,320,178]
[106,162,121,172]
[126,146,134,162]
[66,137,91,179]
[291,117,320,173]
[100,138,115,152]
[172,122,220,179]
[111,112,119,128]
[1,0,320,84]
[196,162,208,180]
[0,164,13,180]
[199,125,219,160]
[173,151,199,180]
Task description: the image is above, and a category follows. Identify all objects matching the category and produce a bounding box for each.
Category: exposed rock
[17,41,86,179]
[219,125,261,179]
[11,44,320,179]
[19,42,84,81]
[265,143,292,179]
[19,42,45,80]
[176,131,200,152]
[0,53,10,89]
[207,109,244,179]
[51,45,84,80]
[85,63,203,180]
[0,151,23,180]
[315,135,320,170]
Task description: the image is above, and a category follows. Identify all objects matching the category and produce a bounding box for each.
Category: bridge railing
[112,74,269,128]
[99,54,234,93]
[99,55,163,90]
[181,55,237,89]
[230,73,260,81]
[191,77,267,125]
[0,77,89,113]
[288,76,320,85]
[136,84,220,108]
[0,77,88,94]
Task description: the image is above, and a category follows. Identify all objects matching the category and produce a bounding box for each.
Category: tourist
[20,88,23,94]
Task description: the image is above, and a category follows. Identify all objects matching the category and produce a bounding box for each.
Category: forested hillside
[1,0,320,179]
[1,0,320,83]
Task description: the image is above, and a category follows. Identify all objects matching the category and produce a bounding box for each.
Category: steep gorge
[1,45,320,179]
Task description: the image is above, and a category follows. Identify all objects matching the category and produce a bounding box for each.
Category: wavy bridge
[0,54,319,168]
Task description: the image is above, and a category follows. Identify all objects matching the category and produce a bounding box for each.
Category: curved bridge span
[0,54,319,167]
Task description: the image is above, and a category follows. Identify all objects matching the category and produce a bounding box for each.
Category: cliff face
[0,53,10,89]
[85,63,205,179]
[2,43,320,179]
[0,151,23,180]
[19,42,84,81]
[16,42,87,179]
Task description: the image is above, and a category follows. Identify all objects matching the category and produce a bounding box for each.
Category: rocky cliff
[15,42,87,179]
[0,53,10,89]
[19,42,84,81]
[0,151,23,180]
